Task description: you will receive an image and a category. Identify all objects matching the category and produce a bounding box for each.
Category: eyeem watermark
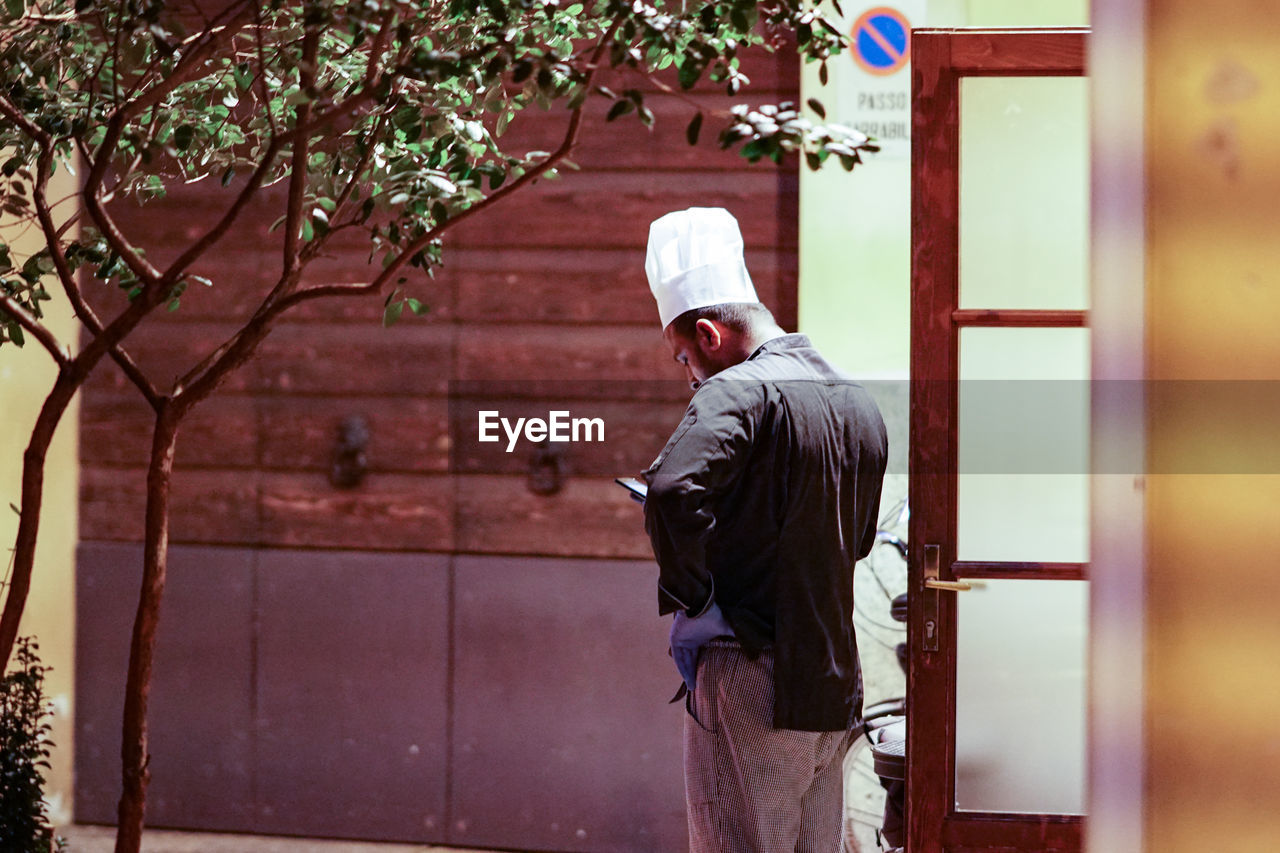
[478,410,605,453]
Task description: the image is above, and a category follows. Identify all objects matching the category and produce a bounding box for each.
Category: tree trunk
[0,371,80,667]
[114,403,180,853]
[1,291,162,671]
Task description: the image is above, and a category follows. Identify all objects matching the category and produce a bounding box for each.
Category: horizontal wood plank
[82,467,659,557]
[917,28,1088,75]
[951,309,1088,327]
[456,475,652,559]
[942,813,1083,849]
[258,472,454,550]
[254,322,455,396]
[952,561,1088,581]
[80,394,256,469]
[456,323,683,386]
[449,248,793,326]
[80,467,261,544]
[81,321,456,398]
[113,171,794,259]
[144,246,792,327]
[80,322,255,397]
[440,171,797,250]
[257,396,451,474]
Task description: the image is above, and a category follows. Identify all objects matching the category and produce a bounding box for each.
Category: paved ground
[60,825,506,853]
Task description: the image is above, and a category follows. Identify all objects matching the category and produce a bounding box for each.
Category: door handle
[924,579,972,591]
[919,544,965,653]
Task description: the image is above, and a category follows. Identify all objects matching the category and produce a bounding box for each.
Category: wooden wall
[75,46,800,848]
[78,49,800,558]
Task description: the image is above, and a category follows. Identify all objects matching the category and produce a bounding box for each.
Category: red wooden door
[907,28,1090,853]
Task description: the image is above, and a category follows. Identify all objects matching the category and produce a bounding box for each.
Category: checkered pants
[684,640,854,853]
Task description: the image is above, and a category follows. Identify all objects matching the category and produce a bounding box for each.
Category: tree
[0,0,874,849]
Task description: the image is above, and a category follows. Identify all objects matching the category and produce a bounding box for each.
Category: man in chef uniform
[642,207,888,852]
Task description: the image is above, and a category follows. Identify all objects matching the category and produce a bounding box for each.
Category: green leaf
[606,100,632,122]
[495,110,513,137]
[173,124,194,151]
[9,323,24,347]
[423,174,457,194]
[382,299,404,327]
[220,166,235,187]
[819,61,829,86]
[807,98,826,119]
[686,112,703,146]
[740,139,767,161]
[406,298,428,316]
[678,60,702,90]
[167,297,181,312]
[4,0,24,19]
[97,253,120,278]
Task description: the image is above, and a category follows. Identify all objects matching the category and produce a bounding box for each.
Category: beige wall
[0,164,79,825]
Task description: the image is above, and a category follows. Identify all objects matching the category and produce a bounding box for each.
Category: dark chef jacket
[643,334,888,732]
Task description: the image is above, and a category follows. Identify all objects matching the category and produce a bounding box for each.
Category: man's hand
[669,601,734,691]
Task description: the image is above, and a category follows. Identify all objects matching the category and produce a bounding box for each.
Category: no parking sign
[838,2,922,158]
[851,7,911,76]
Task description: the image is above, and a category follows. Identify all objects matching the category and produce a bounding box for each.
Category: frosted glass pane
[958,0,1089,27]
[956,579,1088,814]
[958,328,1089,563]
[959,77,1089,310]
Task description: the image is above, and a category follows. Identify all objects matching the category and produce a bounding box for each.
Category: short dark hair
[669,302,774,341]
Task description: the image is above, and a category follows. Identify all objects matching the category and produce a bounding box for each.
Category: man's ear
[694,318,722,352]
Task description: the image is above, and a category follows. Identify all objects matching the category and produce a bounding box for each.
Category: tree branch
[364,8,397,88]
[251,5,279,136]
[28,148,161,406]
[328,114,384,226]
[160,81,384,286]
[80,190,162,287]
[269,15,628,316]
[297,111,386,267]
[117,3,254,122]
[0,91,50,144]
[283,24,319,274]
[80,4,255,288]
[0,294,69,367]
[170,14,625,408]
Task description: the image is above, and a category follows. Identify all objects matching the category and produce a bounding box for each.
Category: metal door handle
[924,579,972,592]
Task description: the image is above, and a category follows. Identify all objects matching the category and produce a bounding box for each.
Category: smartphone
[614,477,648,505]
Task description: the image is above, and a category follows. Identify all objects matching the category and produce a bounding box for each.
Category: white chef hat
[645,207,759,329]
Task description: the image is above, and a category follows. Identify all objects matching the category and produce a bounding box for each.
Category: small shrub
[0,637,66,852]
